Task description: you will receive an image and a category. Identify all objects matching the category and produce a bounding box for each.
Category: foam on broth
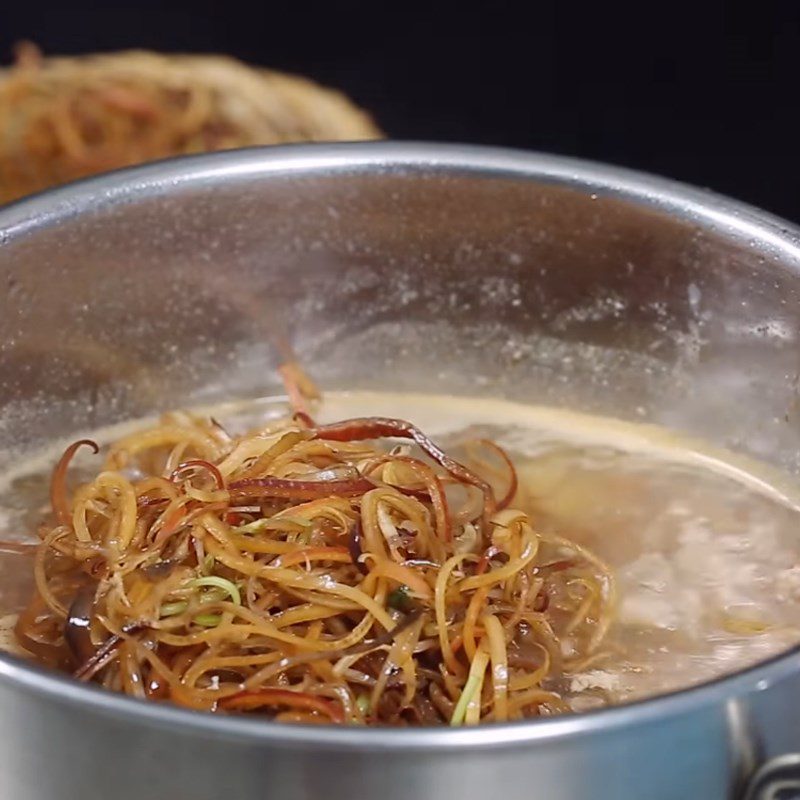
[1,390,799,708]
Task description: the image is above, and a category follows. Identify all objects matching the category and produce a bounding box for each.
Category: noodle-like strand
[14,405,614,726]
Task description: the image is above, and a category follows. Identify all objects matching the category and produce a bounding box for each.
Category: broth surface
[1,390,799,708]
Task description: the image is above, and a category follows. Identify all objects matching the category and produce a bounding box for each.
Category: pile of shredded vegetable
[14,372,615,726]
[0,43,381,204]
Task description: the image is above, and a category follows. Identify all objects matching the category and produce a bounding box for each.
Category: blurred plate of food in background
[0,42,381,204]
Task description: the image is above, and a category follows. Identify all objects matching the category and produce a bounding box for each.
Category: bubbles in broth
[1,390,798,711]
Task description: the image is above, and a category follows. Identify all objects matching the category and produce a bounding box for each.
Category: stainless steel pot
[1,143,800,800]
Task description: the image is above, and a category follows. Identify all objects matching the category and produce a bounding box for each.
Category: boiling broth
[1,390,798,709]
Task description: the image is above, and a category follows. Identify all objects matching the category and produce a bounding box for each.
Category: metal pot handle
[743,754,800,800]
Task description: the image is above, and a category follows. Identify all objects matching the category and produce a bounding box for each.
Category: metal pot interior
[1,142,799,705]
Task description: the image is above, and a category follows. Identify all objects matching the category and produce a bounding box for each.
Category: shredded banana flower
[0,45,381,204]
[15,403,614,725]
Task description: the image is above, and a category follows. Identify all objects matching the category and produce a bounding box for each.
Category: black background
[3,0,799,221]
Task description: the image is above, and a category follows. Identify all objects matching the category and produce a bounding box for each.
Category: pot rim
[2,140,800,750]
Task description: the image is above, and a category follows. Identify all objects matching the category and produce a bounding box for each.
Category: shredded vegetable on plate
[0,44,381,204]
